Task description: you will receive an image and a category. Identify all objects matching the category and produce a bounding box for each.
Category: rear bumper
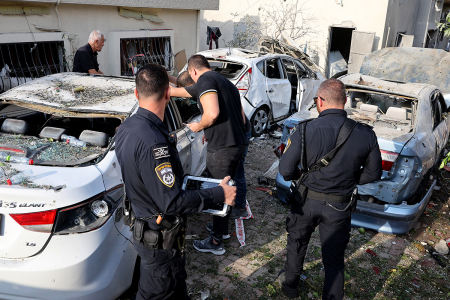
[275,172,436,235]
[0,213,137,300]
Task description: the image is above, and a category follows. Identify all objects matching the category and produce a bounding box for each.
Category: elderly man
[72,30,105,74]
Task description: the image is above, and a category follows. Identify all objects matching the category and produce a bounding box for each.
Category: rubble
[435,240,449,255]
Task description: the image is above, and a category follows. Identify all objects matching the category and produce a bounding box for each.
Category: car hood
[0,73,137,118]
[360,47,450,95]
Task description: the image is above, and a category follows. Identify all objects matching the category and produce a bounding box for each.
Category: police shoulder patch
[153,146,170,159]
[155,162,175,187]
[284,138,291,153]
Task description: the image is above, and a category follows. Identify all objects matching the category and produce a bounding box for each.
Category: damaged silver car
[275,49,450,234]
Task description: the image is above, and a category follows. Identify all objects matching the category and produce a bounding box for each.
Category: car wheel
[251,107,269,137]
[289,100,298,115]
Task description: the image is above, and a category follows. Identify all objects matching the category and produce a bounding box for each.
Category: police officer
[115,64,236,300]
[277,79,382,299]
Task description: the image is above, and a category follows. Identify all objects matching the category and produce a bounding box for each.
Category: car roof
[340,73,433,98]
[360,47,450,95]
[0,73,137,118]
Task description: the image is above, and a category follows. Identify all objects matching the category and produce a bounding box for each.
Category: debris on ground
[435,239,449,255]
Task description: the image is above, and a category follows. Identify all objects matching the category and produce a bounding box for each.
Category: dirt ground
[121,135,450,300]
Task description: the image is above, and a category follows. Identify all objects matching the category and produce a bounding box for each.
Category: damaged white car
[276,51,450,235]
[192,40,325,136]
[0,73,206,299]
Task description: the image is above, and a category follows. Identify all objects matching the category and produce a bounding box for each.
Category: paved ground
[121,135,450,300]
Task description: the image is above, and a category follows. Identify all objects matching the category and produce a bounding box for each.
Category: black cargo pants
[134,241,190,300]
[284,198,351,300]
[206,145,245,243]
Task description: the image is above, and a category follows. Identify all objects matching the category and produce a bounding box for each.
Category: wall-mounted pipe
[34,0,61,31]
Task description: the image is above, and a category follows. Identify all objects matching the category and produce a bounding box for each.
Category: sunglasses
[313,96,326,103]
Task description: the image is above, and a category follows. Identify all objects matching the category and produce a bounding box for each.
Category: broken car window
[256,60,265,76]
[172,97,201,124]
[208,60,245,80]
[293,60,309,78]
[266,58,283,79]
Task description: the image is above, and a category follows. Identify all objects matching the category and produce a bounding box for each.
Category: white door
[348,31,375,74]
[265,58,291,118]
[293,60,315,111]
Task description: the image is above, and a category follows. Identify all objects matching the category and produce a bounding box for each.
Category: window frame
[265,57,285,79]
[108,30,175,76]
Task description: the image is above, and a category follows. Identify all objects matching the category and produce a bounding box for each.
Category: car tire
[251,107,269,137]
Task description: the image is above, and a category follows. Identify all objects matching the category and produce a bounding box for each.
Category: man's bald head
[316,79,347,107]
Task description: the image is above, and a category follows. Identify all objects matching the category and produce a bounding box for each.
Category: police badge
[155,162,175,187]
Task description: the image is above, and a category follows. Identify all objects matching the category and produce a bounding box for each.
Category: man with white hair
[72,30,105,74]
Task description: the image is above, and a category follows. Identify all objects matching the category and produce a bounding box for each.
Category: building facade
[0,0,219,92]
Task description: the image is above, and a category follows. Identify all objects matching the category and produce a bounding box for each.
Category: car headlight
[53,186,123,234]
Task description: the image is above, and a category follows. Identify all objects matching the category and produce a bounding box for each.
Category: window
[256,60,265,76]
[266,58,283,79]
[0,41,66,93]
[431,92,444,129]
[208,60,244,79]
[294,60,309,78]
[172,96,201,124]
[120,37,174,76]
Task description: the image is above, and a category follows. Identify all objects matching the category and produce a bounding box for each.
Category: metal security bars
[0,41,66,93]
[120,37,174,76]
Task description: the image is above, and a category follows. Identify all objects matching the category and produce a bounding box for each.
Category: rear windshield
[208,60,245,79]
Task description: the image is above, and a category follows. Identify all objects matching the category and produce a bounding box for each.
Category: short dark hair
[177,71,195,87]
[316,79,347,106]
[135,64,169,100]
[187,54,210,71]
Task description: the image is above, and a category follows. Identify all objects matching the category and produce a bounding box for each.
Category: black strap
[299,118,358,183]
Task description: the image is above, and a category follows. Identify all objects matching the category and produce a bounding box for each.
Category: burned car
[0,73,206,299]
[275,72,450,235]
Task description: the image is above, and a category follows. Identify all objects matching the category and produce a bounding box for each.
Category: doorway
[327,26,355,77]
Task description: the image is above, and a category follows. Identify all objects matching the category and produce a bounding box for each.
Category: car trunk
[0,73,136,259]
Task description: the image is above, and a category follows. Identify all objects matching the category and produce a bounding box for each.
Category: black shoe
[193,236,226,255]
[277,270,299,299]
[205,222,230,239]
[229,207,249,219]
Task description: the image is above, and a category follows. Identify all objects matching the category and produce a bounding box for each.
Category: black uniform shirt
[72,43,99,73]
[115,107,224,230]
[194,71,247,150]
[185,83,251,134]
[280,109,382,196]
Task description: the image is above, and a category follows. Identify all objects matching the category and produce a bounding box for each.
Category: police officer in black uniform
[115,64,236,300]
[277,79,382,299]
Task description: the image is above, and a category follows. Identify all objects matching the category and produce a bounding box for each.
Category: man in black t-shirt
[182,55,247,255]
[72,30,105,74]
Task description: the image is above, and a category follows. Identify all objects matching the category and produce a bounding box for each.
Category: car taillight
[10,209,57,233]
[236,68,252,97]
[274,143,286,158]
[380,150,399,171]
[53,186,124,234]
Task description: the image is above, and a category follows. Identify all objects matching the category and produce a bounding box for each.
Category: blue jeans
[234,130,252,210]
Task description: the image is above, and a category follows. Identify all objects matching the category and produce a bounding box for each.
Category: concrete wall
[0,2,202,75]
[383,0,421,47]
[200,0,390,74]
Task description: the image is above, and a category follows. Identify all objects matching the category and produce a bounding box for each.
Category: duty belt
[301,185,351,203]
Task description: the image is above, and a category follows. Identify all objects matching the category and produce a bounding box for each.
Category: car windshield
[208,60,245,79]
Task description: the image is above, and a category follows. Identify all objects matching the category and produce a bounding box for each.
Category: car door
[169,96,207,176]
[265,58,291,118]
[431,91,449,159]
[293,59,315,111]
[165,99,192,173]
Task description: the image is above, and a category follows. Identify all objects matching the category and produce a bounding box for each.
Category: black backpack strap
[299,118,358,183]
